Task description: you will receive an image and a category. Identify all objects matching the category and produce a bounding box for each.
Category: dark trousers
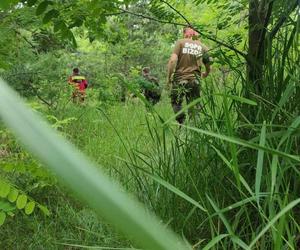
[170,79,201,124]
[145,89,161,105]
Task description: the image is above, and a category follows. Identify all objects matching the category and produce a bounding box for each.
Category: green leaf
[53,20,68,33]
[38,204,50,216]
[27,0,38,6]
[16,195,27,209]
[24,201,35,215]
[7,189,18,203]
[0,78,190,250]
[36,1,52,16]
[0,181,11,198]
[43,9,59,24]
[0,200,15,212]
[0,212,6,226]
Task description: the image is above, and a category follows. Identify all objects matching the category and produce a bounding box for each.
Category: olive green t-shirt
[141,75,160,92]
[172,38,209,81]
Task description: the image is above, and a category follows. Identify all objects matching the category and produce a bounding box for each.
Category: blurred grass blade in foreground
[0,79,191,250]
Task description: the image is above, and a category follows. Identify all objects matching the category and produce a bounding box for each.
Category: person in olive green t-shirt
[167,26,212,124]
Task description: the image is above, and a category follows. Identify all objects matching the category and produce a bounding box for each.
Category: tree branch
[13,29,38,55]
[161,0,247,58]
[104,11,126,17]
[114,7,248,59]
[160,0,191,25]
[26,81,52,107]
[113,7,184,25]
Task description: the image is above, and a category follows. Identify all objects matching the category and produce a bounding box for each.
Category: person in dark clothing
[141,67,161,106]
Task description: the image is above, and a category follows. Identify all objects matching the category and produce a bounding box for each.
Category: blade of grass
[277,116,300,148]
[211,145,253,195]
[248,198,300,249]
[0,78,191,250]
[202,234,229,250]
[270,155,278,198]
[117,155,208,213]
[181,125,300,162]
[255,121,266,203]
[56,243,140,249]
[214,93,257,106]
[209,196,266,218]
[271,81,296,122]
[222,93,240,188]
[206,195,249,249]
[206,195,234,235]
[148,174,207,212]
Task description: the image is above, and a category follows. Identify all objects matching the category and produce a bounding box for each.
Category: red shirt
[68,75,88,91]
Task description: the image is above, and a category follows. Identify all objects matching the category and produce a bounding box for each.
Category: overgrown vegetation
[0,0,299,249]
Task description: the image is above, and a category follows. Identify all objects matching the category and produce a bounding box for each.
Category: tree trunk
[247,0,298,98]
[247,0,270,96]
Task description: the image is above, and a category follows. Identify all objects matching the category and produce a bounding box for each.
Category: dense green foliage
[0,0,299,249]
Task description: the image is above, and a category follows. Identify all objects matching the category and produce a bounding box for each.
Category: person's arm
[201,63,211,78]
[201,48,213,78]
[167,40,181,86]
[167,53,178,85]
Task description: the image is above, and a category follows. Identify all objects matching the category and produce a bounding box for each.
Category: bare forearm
[168,60,176,81]
[167,53,178,84]
[201,64,212,78]
[204,64,211,75]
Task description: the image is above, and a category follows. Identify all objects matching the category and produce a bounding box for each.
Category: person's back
[173,38,209,81]
[68,68,88,103]
[70,75,87,91]
[167,27,212,124]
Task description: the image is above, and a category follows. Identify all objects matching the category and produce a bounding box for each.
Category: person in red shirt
[68,68,88,103]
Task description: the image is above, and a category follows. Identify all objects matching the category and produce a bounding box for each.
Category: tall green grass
[1,8,299,249]
[1,66,299,249]
[113,59,300,249]
[0,78,191,250]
